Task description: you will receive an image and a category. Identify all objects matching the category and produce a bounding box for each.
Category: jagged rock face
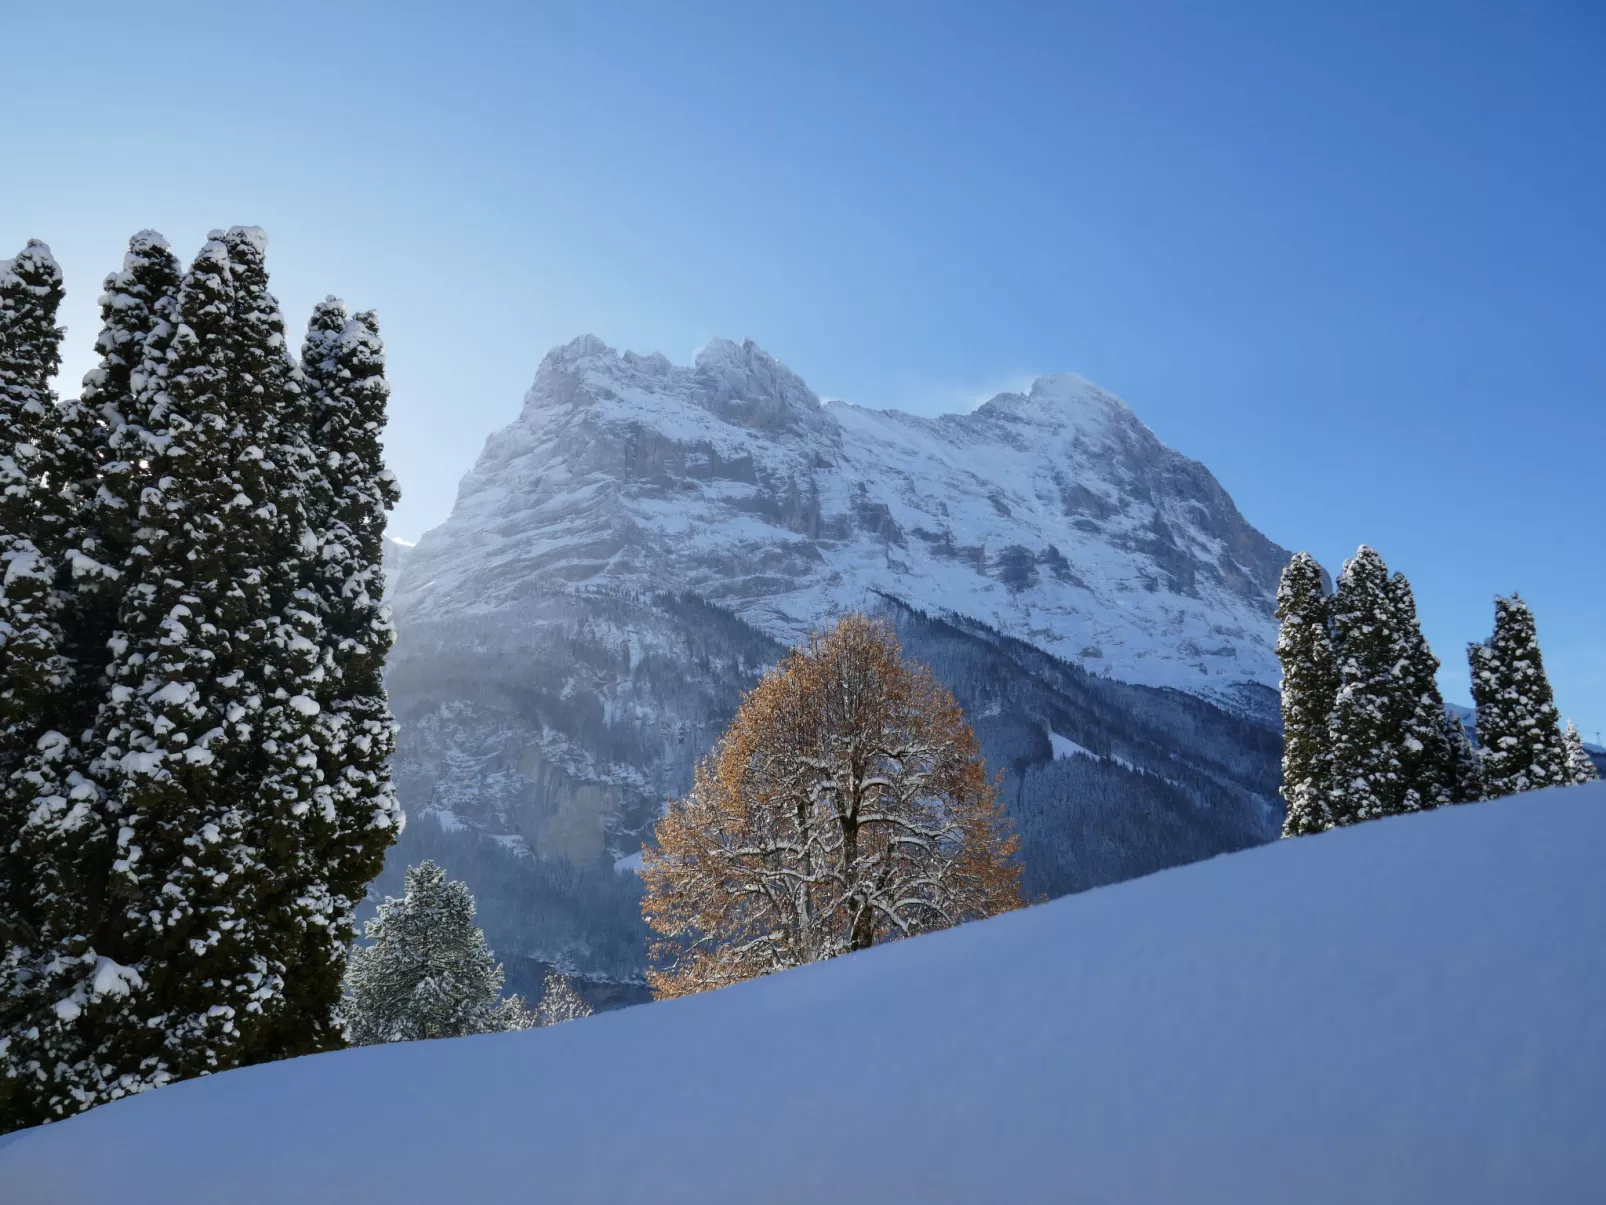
[382,336,1292,984]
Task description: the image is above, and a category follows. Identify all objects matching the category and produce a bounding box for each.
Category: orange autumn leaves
[642,615,1021,999]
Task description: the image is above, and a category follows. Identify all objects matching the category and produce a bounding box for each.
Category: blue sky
[3,0,1601,732]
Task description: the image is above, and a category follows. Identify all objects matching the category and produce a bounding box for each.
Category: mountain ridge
[394,334,1291,696]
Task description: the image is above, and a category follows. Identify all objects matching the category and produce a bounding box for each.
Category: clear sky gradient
[3,0,1601,732]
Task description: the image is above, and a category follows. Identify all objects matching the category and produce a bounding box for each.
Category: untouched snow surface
[4,784,1603,1204]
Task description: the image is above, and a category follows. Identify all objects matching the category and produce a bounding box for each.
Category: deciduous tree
[642,614,1020,999]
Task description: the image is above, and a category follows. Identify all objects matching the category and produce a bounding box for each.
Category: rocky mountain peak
[400,336,1292,697]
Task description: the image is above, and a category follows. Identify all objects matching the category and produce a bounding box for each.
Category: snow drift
[5,783,1602,1204]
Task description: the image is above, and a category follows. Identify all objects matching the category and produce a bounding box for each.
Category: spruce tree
[1443,713,1484,804]
[1275,552,1336,836]
[1327,546,1417,824]
[536,968,593,1027]
[1562,722,1599,786]
[343,861,531,1044]
[1469,596,1569,799]
[1386,572,1454,811]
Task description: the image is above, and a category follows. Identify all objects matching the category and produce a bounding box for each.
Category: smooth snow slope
[5,784,1604,1205]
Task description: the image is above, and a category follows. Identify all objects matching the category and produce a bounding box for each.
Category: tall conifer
[0,243,74,1126]
[217,227,333,1059]
[1275,552,1336,836]
[294,301,403,1052]
[2,230,404,1130]
[1469,596,1568,799]
[1,235,200,1128]
[1327,546,1416,824]
[1386,572,1454,811]
[54,235,286,1113]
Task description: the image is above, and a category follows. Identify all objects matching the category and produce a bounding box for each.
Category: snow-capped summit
[398,335,1288,692]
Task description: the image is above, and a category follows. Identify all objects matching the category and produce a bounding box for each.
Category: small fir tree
[1275,553,1337,836]
[343,861,531,1044]
[1562,722,1599,786]
[536,968,593,1027]
[1443,713,1484,804]
[1469,596,1568,799]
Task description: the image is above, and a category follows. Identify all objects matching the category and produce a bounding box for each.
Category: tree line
[0,230,400,1131]
[1277,545,1596,838]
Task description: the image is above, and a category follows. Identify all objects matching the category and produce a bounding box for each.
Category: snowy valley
[379,336,1295,1000]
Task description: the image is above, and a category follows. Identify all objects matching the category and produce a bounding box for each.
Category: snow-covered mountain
[9,783,1603,1204]
[379,337,1294,995]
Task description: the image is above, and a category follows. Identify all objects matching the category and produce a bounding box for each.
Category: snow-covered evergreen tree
[1,230,405,1131]
[343,861,531,1044]
[1326,546,1419,825]
[1562,722,1599,786]
[296,300,403,1051]
[1469,595,1568,799]
[212,226,341,1061]
[1443,713,1484,804]
[536,967,593,1027]
[61,234,288,1108]
[0,241,76,1129]
[1386,572,1454,812]
[1275,553,1336,836]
